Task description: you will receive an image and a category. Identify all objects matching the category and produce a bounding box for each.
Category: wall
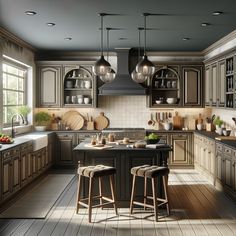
[37,96,211,130]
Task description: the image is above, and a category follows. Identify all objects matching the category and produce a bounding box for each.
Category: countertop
[74,140,172,152]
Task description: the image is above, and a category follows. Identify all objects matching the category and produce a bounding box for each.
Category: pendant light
[136,13,155,77]
[93,13,111,76]
[100,27,116,83]
[131,27,148,83]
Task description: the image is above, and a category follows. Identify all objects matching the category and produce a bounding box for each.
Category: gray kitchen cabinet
[1,146,21,200]
[20,141,33,186]
[169,133,193,167]
[205,59,226,108]
[218,60,226,107]
[182,66,203,107]
[37,65,62,107]
[194,134,215,185]
[146,131,193,168]
[56,132,78,165]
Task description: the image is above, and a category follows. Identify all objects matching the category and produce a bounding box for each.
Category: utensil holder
[87,121,94,130]
[206,123,213,132]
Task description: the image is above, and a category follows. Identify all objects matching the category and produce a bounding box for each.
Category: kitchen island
[73,141,172,207]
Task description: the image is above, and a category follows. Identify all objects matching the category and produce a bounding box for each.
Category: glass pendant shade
[136,55,155,77]
[131,69,147,83]
[93,55,111,76]
[100,68,116,83]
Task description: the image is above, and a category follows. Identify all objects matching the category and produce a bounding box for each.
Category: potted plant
[144,133,160,144]
[213,116,224,135]
[17,105,31,125]
[34,111,51,131]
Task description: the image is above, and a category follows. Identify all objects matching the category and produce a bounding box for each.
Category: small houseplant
[34,111,51,131]
[145,133,160,144]
[17,105,31,125]
[213,116,224,135]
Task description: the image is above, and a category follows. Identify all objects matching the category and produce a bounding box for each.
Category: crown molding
[203,29,236,56]
[0,26,36,52]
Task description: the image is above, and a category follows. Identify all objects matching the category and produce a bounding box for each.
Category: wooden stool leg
[76,175,82,214]
[88,177,94,223]
[163,175,170,215]
[152,177,158,222]
[144,177,147,210]
[109,175,118,215]
[99,177,103,209]
[130,175,136,214]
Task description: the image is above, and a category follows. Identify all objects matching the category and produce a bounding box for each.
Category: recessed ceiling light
[64,37,72,41]
[182,37,190,41]
[47,23,56,27]
[212,11,223,16]
[25,11,37,16]
[201,23,210,27]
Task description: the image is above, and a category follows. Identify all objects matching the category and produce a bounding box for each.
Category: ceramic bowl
[156,100,162,104]
[223,130,231,136]
[166,98,177,104]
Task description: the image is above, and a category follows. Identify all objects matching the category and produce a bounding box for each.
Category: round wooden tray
[62,111,84,130]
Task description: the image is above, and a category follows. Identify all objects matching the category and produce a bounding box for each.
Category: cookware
[173,111,183,130]
[148,113,155,126]
[94,112,109,130]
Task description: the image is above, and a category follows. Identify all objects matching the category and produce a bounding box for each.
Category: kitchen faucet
[11,113,25,138]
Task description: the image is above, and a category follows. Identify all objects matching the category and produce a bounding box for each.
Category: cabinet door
[56,134,75,165]
[218,60,226,107]
[233,160,236,192]
[205,66,212,106]
[222,155,233,189]
[169,133,192,166]
[211,63,218,106]
[21,151,28,186]
[12,155,21,192]
[216,151,223,183]
[182,66,202,107]
[194,136,200,165]
[1,158,12,200]
[38,66,61,107]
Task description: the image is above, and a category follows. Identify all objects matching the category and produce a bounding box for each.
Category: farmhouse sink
[22,134,48,151]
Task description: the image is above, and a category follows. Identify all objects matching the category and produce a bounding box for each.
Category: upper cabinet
[63,65,97,108]
[37,65,61,107]
[182,66,203,107]
[36,62,97,108]
[147,63,203,108]
[148,65,180,107]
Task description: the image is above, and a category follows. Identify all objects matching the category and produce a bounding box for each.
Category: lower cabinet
[147,131,193,168]
[194,134,215,184]
[0,135,53,205]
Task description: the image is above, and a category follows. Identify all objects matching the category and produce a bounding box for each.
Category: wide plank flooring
[1,169,236,236]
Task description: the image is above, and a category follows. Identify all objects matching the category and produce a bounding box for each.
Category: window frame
[2,58,28,127]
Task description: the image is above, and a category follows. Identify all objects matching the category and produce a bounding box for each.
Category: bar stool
[76,164,118,223]
[130,165,170,221]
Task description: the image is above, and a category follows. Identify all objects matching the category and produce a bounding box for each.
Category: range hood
[98,48,147,95]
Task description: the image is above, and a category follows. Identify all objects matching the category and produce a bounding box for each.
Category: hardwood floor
[1,169,236,236]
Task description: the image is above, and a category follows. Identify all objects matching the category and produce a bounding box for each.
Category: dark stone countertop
[74,140,172,152]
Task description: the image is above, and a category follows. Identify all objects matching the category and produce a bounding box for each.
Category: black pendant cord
[144,14,147,56]
[138,28,141,60]
[100,14,104,56]
[106,28,110,61]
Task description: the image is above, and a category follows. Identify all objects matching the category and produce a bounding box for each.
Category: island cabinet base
[74,149,170,207]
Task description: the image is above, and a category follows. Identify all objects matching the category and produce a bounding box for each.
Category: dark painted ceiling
[0,0,236,52]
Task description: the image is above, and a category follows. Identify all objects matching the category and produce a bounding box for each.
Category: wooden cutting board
[215,136,236,140]
[62,111,84,130]
[188,118,196,130]
[196,113,203,124]
[94,112,109,130]
[173,111,183,130]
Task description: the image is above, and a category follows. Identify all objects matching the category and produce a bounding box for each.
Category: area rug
[0,174,75,219]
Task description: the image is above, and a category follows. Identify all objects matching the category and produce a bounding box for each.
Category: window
[2,59,27,126]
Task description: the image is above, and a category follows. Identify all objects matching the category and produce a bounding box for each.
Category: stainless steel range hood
[98,48,147,95]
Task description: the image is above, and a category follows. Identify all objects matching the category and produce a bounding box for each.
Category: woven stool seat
[131,165,169,178]
[78,165,116,178]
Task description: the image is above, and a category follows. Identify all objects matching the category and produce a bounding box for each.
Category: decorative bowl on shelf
[166,97,177,104]
[156,100,162,104]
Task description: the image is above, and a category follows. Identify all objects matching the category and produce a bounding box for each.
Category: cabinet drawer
[171,134,188,139]
[224,146,232,156]
[2,147,20,159]
[216,143,223,151]
[21,141,33,152]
